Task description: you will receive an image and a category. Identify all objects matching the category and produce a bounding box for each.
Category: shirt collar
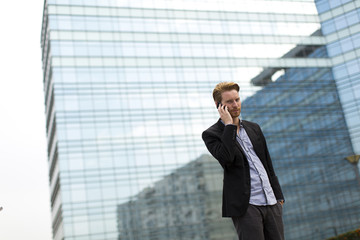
[220,117,243,127]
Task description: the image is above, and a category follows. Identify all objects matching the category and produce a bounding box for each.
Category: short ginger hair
[212,82,240,103]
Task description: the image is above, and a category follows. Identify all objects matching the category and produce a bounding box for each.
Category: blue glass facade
[116,154,236,240]
[315,0,360,154]
[243,45,360,239]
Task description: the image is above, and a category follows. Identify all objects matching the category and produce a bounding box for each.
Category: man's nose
[230,100,238,106]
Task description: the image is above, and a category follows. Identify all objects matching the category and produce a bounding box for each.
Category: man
[202,82,285,240]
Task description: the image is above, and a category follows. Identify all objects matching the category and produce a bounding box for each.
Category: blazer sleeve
[202,124,238,167]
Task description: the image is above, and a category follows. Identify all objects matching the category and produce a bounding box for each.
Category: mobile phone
[216,102,222,109]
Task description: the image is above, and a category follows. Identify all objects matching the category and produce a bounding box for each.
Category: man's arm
[202,124,238,167]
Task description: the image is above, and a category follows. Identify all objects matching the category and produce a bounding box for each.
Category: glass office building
[315,0,360,154]
[116,154,237,240]
[40,0,359,239]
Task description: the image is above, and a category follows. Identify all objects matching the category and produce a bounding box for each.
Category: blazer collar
[242,121,256,140]
[242,121,265,164]
[216,118,225,131]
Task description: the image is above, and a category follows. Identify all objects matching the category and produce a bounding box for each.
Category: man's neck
[233,117,240,126]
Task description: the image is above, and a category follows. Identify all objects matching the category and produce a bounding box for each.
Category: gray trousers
[231,203,284,240]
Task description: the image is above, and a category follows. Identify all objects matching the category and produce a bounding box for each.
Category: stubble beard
[230,108,241,118]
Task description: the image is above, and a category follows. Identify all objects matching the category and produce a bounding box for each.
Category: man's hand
[218,104,233,125]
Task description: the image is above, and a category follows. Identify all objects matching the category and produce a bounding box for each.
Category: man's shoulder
[242,120,258,127]
[203,119,223,135]
[242,120,262,132]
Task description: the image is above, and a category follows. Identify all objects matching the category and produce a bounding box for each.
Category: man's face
[220,89,241,118]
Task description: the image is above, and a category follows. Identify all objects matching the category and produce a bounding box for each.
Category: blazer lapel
[242,121,266,165]
[242,122,258,147]
[235,137,246,158]
[216,118,225,131]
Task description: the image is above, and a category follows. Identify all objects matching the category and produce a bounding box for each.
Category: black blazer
[202,119,284,217]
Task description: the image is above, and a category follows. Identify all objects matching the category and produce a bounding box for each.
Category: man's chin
[230,112,240,118]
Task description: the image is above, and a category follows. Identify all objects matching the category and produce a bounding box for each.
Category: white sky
[0,1,52,239]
